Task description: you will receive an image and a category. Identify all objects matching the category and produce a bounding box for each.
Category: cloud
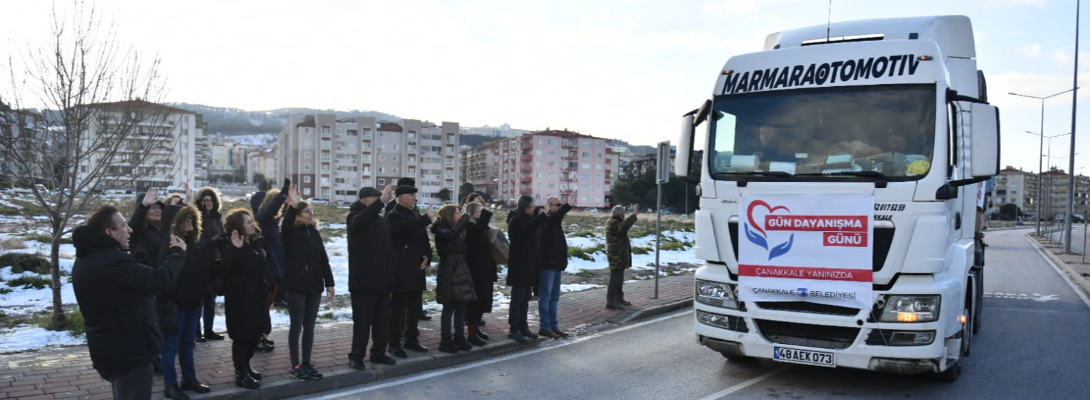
[1017,44,1042,59]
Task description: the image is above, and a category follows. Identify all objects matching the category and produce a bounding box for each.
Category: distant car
[1016,220,1025,226]
[309,198,330,205]
[585,207,599,213]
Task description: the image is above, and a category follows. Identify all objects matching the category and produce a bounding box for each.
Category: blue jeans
[440,303,466,340]
[162,306,201,386]
[538,269,563,331]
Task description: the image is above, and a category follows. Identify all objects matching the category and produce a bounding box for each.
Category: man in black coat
[384,177,433,322]
[537,193,576,339]
[506,195,548,343]
[73,204,187,400]
[386,184,436,357]
[346,185,398,368]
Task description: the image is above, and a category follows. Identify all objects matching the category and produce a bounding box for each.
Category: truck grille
[729,222,894,272]
[756,301,861,316]
[755,319,860,349]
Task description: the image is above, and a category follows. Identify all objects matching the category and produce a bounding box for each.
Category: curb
[186,298,694,400]
[1026,234,1090,296]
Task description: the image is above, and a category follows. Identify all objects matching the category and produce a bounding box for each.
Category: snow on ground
[1,228,694,353]
[0,327,85,353]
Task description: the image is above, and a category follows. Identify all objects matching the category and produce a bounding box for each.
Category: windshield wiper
[729,171,797,181]
[798,170,890,188]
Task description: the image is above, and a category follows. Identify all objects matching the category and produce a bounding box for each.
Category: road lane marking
[695,366,788,400]
[305,308,692,399]
[1025,236,1090,310]
[983,293,1059,302]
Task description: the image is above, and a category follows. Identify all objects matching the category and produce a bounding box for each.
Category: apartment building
[76,100,205,190]
[465,130,611,208]
[460,141,501,197]
[279,114,459,203]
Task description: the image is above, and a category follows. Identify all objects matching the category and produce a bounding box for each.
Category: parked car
[309,198,330,205]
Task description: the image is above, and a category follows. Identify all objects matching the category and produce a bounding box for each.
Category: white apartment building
[279,114,459,203]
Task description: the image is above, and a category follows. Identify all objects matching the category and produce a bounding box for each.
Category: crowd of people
[71,176,640,400]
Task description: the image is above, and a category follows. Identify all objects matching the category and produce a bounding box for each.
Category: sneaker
[304,363,323,380]
[289,364,311,381]
[438,339,460,354]
[453,336,473,351]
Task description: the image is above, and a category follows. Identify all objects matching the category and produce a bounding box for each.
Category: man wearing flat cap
[346,185,398,368]
[383,177,434,323]
[385,183,436,357]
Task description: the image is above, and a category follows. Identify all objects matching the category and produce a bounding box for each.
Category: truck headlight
[696,280,739,309]
[878,295,940,323]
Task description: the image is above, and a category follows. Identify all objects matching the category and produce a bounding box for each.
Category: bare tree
[0,1,173,328]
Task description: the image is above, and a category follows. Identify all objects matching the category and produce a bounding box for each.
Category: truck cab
[674,16,999,382]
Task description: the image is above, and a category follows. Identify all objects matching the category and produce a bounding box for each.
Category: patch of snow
[561,283,603,292]
[0,326,85,353]
[326,223,346,230]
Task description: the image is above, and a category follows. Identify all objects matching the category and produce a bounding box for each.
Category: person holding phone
[385,185,436,358]
[280,186,335,381]
[606,204,639,309]
[155,204,211,399]
[217,208,272,390]
[505,195,548,343]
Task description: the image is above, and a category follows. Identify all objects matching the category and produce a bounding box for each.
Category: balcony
[521,188,533,195]
[521,154,533,162]
[520,176,532,183]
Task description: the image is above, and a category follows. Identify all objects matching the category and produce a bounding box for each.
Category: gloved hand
[280,178,291,195]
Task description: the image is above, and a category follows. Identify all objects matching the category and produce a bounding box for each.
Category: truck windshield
[708,84,936,180]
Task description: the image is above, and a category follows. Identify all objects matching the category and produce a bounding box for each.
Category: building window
[408,167,416,175]
[393,155,399,162]
[320,177,330,185]
[548,150,557,156]
[379,154,386,161]
[304,176,312,183]
[583,163,591,168]
[379,167,385,173]
[548,161,555,167]
[335,178,346,184]
[362,154,372,162]
[304,151,312,159]
[582,174,591,179]
[304,164,312,171]
[548,183,556,189]
[304,138,313,146]
[582,152,589,157]
[448,135,456,144]
[393,167,399,174]
[362,129,372,139]
[321,153,330,161]
[304,188,312,196]
[378,178,385,185]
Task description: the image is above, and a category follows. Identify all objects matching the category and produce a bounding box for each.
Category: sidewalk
[0,274,694,400]
[1027,230,1090,296]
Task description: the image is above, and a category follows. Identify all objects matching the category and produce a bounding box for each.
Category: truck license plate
[773,346,835,367]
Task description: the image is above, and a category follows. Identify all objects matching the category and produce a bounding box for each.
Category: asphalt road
[299,228,1090,400]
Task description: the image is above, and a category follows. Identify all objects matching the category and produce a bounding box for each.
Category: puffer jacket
[280,204,334,295]
[250,191,287,279]
[156,205,207,310]
[432,217,476,305]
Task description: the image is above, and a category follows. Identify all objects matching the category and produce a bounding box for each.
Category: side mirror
[970,103,1000,178]
[676,100,711,179]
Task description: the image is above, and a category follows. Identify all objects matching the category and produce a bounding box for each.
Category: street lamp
[1047,151,1080,243]
[1013,88,1077,234]
[1025,130,1072,233]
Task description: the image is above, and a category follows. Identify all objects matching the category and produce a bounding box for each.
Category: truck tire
[934,359,962,383]
[961,306,972,357]
[973,269,983,334]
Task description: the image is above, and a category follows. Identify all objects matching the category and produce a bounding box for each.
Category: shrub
[660,240,693,252]
[1,238,27,249]
[43,309,85,335]
[568,244,604,261]
[571,230,595,238]
[0,206,19,215]
[0,253,52,275]
[23,234,72,245]
[576,270,596,278]
[0,287,11,295]
[631,246,652,255]
[7,275,51,290]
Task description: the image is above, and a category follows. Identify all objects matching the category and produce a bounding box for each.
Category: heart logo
[744,200,794,260]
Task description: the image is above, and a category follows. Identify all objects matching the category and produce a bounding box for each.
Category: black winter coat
[156,205,208,311]
[218,236,272,341]
[72,225,186,375]
[196,186,224,270]
[432,218,476,304]
[387,204,433,292]
[505,210,547,287]
[347,200,395,293]
[465,210,497,312]
[280,205,334,295]
[129,195,166,266]
[539,203,573,271]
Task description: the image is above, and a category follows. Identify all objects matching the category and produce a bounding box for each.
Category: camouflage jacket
[606,214,638,270]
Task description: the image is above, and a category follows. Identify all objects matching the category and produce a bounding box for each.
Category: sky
[0,0,1087,173]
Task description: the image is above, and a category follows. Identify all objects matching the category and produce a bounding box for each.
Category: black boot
[389,345,408,358]
[164,385,190,400]
[619,294,632,307]
[453,335,473,351]
[180,379,211,393]
[606,294,624,310]
[247,367,262,381]
[234,370,260,389]
[476,326,490,341]
[404,340,428,352]
[438,338,459,354]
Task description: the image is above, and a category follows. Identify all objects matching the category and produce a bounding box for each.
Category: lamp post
[1066,0,1082,254]
[1049,152,1080,243]
[1027,131,1071,232]
[1013,89,1077,235]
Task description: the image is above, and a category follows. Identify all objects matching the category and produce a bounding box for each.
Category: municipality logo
[744,200,795,260]
[797,288,809,298]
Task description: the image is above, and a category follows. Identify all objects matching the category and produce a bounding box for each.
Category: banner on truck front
[737,193,874,309]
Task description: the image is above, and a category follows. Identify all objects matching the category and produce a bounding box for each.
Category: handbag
[156,297,180,334]
[489,228,509,265]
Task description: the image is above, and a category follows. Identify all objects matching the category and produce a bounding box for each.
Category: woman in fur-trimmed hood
[156,204,214,395]
[194,186,227,341]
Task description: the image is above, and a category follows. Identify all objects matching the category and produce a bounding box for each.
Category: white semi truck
[674,16,998,382]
